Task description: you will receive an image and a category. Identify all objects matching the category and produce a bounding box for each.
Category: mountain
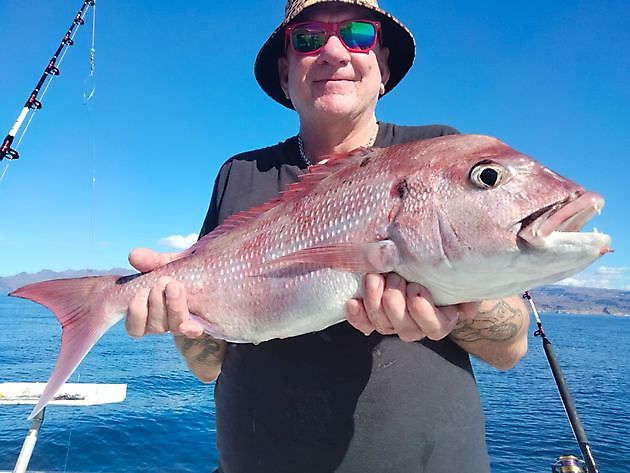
[1,270,629,315]
[528,285,630,316]
[0,268,133,294]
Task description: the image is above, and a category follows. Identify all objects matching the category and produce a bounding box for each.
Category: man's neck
[298,116,379,163]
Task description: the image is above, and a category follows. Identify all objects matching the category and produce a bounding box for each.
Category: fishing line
[63,427,73,473]
[82,2,98,275]
[84,0,97,105]
[0,0,96,181]
[62,373,79,473]
[84,114,98,276]
[0,163,8,182]
[522,291,600,473]
[61,8,96,469]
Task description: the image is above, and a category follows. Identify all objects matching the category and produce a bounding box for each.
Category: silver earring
[379,84,386,95]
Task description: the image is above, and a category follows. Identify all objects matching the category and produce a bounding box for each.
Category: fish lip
[517,190,605,247]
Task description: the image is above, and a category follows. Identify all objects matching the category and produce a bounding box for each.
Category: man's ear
[278,56,290,99]
[377,47,390,94]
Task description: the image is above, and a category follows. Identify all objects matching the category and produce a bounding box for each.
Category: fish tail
[10,275,124,419]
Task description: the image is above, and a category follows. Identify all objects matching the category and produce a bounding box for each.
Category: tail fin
[10,276,123,419]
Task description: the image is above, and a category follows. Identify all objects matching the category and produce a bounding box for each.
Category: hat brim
[254,2,415,109]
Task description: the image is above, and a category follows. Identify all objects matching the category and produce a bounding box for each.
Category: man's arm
[174,334,226,383]
[346,274,530,370]
[449,296,530,370]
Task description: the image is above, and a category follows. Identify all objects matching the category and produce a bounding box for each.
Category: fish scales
[162,148,399,341]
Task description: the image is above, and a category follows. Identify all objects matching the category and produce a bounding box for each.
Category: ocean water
[0,294,628,472]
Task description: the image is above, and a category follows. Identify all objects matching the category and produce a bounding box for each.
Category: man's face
[278,5,390,120]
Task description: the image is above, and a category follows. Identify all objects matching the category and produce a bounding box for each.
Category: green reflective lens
[339,21,376,50]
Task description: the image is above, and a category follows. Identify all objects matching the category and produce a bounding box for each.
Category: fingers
[145,277,172,334]
[406,283,459,340]
[345,298,374,336]
[363,273,396,334]
[126,287,151,338]
[178,318,205,339]
[165,281,203,338]
[382,274,424,341]
[125,277,204,339]
[126,276,171,336]
[348,274,474,342]
[128,248,161,272]
[128,248,180,273]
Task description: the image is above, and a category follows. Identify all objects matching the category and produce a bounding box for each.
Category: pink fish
[11,134,611,418]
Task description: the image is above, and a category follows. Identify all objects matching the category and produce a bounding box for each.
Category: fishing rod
[522,291,600,473]
[0,0,96,164]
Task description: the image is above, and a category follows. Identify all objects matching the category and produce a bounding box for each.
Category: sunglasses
[285,20,380,55]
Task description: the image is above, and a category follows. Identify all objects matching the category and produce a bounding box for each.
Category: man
[126,1,530,471]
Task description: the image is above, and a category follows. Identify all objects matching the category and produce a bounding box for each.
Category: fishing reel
[551,455,587,473]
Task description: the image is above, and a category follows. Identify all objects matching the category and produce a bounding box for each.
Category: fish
[11,134,611,418]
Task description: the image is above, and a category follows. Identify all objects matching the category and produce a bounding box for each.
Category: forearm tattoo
[450,299,524,343]
[176,334,225,365]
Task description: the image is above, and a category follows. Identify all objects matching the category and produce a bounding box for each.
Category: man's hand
[345,273,478,342]
[126,247,226,382]
[345,273,529,370]
[125,248,204,339]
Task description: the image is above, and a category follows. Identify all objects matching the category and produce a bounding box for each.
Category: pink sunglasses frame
[284,20,381,55]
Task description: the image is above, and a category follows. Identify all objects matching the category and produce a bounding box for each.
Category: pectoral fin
[266,240,400,273]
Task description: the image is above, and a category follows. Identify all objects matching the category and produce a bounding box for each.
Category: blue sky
[0,1,628,290]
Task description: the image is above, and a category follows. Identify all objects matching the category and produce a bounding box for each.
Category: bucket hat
[254,0,416,109]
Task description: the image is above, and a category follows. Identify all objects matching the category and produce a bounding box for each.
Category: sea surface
[0,295,628,472]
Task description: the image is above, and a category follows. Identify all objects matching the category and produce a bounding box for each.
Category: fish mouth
[517,191,608,249]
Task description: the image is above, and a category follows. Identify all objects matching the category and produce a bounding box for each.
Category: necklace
[297,124,379,167]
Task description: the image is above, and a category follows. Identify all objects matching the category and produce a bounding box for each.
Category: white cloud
[558,266,629,290]
[558,277,585,287]
[159,233,198,250]
[594,266,628,276]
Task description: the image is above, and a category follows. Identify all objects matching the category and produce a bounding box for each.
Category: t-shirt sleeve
[397,124,460,141]
[376,122,460,148]
[198,160,234,238]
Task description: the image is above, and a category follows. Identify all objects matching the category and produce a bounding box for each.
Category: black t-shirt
[202,123,490,473]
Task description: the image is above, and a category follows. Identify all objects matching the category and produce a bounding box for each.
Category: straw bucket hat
[254,0,416,109]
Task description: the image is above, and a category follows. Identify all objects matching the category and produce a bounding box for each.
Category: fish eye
[469,161,504,189]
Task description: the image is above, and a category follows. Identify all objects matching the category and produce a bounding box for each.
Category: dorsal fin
[184,146,378,255]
